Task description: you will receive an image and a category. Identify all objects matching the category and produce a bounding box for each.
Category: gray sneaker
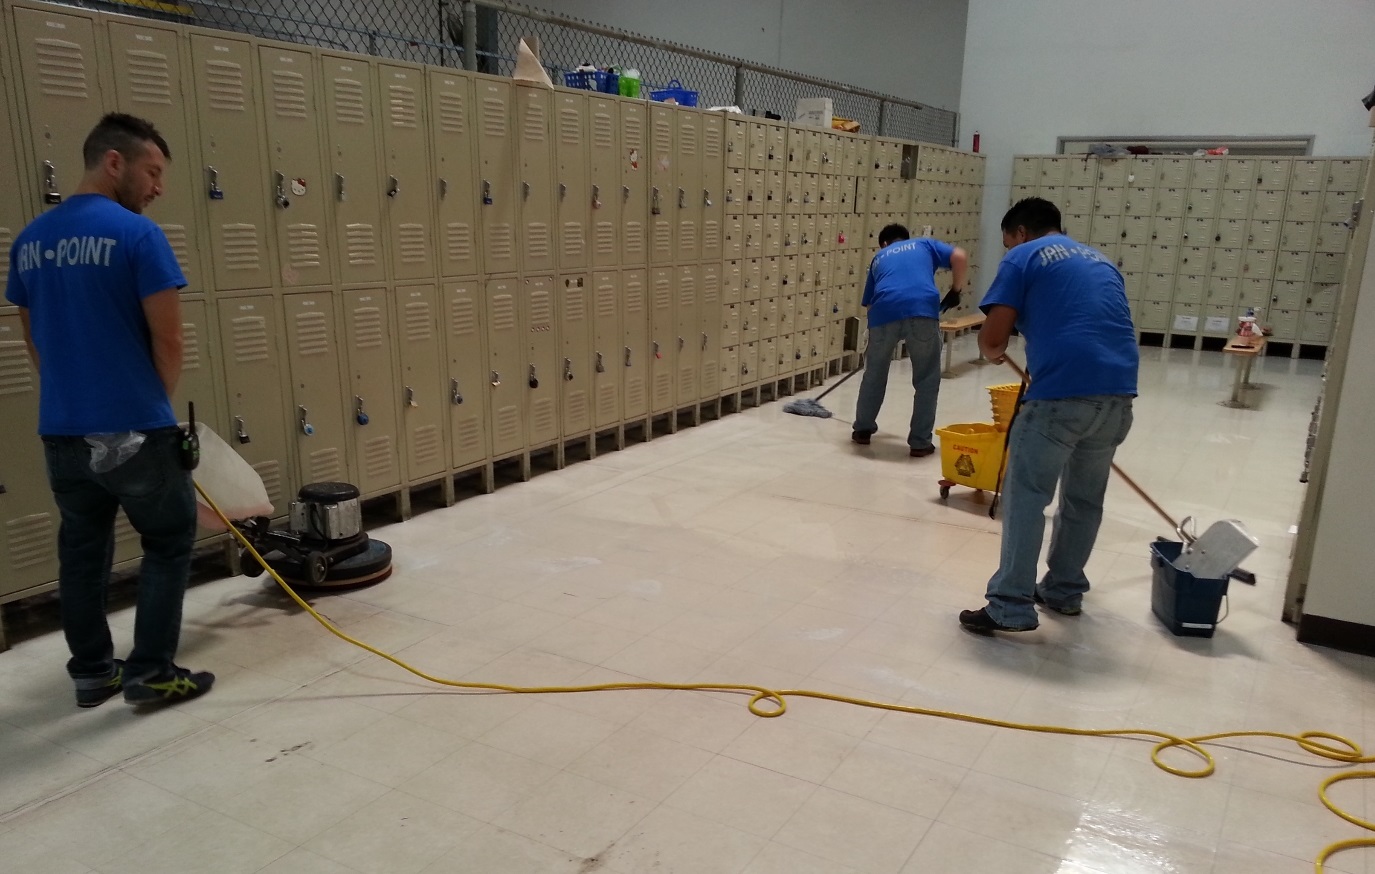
[123,666,215,706]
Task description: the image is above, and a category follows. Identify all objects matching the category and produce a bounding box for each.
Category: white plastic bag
[189,422,273,530]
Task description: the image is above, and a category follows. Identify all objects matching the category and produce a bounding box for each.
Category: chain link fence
[61,0,958,143]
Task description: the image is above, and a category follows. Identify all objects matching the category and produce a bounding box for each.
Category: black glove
[940,288,962,313]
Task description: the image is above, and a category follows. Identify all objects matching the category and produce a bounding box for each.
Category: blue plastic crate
[563,70,619,94]
[1150,540,1229,638]
[649,79,698,106]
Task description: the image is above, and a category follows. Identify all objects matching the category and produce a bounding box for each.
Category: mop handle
[1001,357,1182,535]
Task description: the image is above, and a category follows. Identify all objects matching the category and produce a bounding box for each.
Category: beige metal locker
[1122,189,1151,218]
[743,299,760,344]
[1089,213,1121,247]
[1308,285,1339,312]
[1177,246,1208,274]
[1040,155,1070,187]
[1290,160,1324,191]
[1274,250,1311,283]
[1246,219,1280,250]
[322,54,386,286]
[1150,216,1181,247]
[724,215,743,260]
[1216,218,1246,250]
[554,92,589,271]
[700,262,721,400]
[475,79,517,276]
[786,126,804,173]
[1120,215,1150,246]
[725,118,746,169]
[1144,273,1173,302]
[1158,158,1190,189]
[1171,304,1200,335]
[1222,158,1256,190]
[378,63,435,280]
[1281,221,1315,252]
[590,271,621,430]
[217,296,291,511]
[755,337,773,379]
[674,264,701,403]
[1326,159,1364,191]
[1011,156,1038,187]
[442,280,489,471]
[725,167,745,217]
[721,301,741,348]
[764,214,783,257]
[12,5,105,212]
[1269,308,1299,341]
[430,70,481,279]
[1256,159,1291,190]
[1252,189,1286,222]
[396,284,448,480]
[743,257,762,301]
[1207,276,1237,307]
[1314,222,1350,254]
[724,259,742,303]
[648,267,676,413]
[766,169,785,214]
[1137,299,1169,332]
[1211,247,1241,278]
[1237,278,1270,311]
[282,292,348,484]
[589,96,620,269]
[1063,213,1091,240]
[1185,188,1218,220]
[721,346,739,391]
[521,276,559,447]
[1117,244,1146,274]
[1174,274,1204,304]
[766,122,786,171]
[647,105,674,265]
[746,168,765,214]
[804,173,822,215]
[805,130,822,175]
[515,87,555,275]
[105,20,202,292]
[838,175,855,212]
[189,33,273,292]
[759,295,778,339]
[342,288,402,495]
[558,274,592,437]
[485,277,524,457]
[746,119,768,170]
[1218,188,1252,221]
[675,110,703,262]
[260,45,333,289]
[702,113,725,262]
[0,63,24,301]
[1312,252,1344,284]
[1300,310,1333,344]
[1154,188,1186,218]
[0,314,59,598]
[1201,305,1232,335]
[1321,189,1356,224]
[1191,158,1223,189]
[1241,249,1275,281]
[800,213,818,254]
[1095,160,1127,188]
[171,297,223,437]
[1270,280,1303,311]
[1284,188,1320,223]
[621,268,650,421]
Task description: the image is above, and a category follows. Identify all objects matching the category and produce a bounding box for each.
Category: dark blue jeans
[43,427,196,683]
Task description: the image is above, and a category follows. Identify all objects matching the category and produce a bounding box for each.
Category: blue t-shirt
[980,234,1138,402]
[861,237,954,328]
[6,194,187,435]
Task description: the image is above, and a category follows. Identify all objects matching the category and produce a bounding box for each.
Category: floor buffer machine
[236,482,394,588]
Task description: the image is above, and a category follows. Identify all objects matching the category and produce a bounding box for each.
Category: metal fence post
[734,64,744,110]
[463,0,478,71]
[877,99,887,137]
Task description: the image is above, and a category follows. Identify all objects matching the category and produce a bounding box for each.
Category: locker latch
[41,161,61,205]
[207,166,223,200]
[559,182,568,201]
[234,416,251,444]
[651,188,662,216]
[298,406,314,436]
[622,185,631,202]
[482,180,493,205]
[354,396,370,426]
[387,176,400,198]
[703,189,712,207]
[527,365,539,389]
[678,336,685,351]
[490,370,501,387]
[701,333,708,351]
[677,188,686,209]
[439,178,448,199]
[563,358,574,381]
[1348,199,1364,230]
[595,351,605,373]
[653,341,662,360]
[592,185,602,209]
[451,378,464,405]
[624,347,632,367]
[522,181,531,200]
[335,173,347,202]
[405,386,418,407]
[274,172,290,209]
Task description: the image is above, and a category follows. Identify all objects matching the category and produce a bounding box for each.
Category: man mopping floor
[851,224,968,457]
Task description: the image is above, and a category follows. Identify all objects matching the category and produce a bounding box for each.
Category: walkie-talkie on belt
[180,402,201,471]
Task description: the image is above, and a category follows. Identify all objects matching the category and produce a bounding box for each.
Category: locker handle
[234,416,251,444]
[653,341,662,359]
[701,332,708,351]
[624,347,633,367]
[522,181,531,200]
[482,179,493,205]
[387,176,400,198]
[678,188,686,209]
[704,188,712,207]
[592,184,602,209]
[439,178,448,199]
[490,370,501,387]
[595,351,605,373]
[678,336,685,351]
[354,396,370,426]
[651,187,662,215]
[298,406,314,436]
[41,161,61,205]
[405,386,418,407]
[623,185,630,201]
[559,182,568,201]
[207,166,224,201]
[274,172,290,209]
[527,364,539,389]
[336,173,347,202]
[451,378,463,405]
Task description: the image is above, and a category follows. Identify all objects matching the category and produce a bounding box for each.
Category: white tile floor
[3,336,1375,874]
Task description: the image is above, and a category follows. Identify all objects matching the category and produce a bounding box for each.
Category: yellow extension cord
[197,483,1374,872]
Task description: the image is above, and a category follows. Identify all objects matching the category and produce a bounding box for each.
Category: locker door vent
[345,224,378,265]
[624,222,645,257]
[592,112,614,148]
[595,385,616,420]
[564,286,586,321]
[353,306,384,349]
[271,69,307,119]
[594,222,615,257]
[565,391,587,424]
[230,315,269,363]
[205,60,246,112]
[307,447,342,482]
[387,85,418,129]
[253,460,283,507]
[437,90,466,134]
[449,294,478,337]
[702,221,720,254]
[481,97,507,137]
[678,221,694,253]
[6,514,55,570]
[561,223,584,261]
[363,436,395,480]
[625,377,645,410]
[531,398,555,435]
[528,289,553,328]
[453,418,482,455]
[445,223,474,265]
[333,78,366,125]
[489,225,514,264]
[181,321,203,371]
[702,272,720,304]
[526,224,551,262]
[558,108,580,145]
[403,301,432,343]
[124,49,172,105]
[221,224,262,272]
[678,120,697,156]
[398,224,428,264]
[704,123,722,159]
[293,310,330,356]
[652,116,671,155]
[413,424,442,467]
[623,114,643,149]
[35,39,89,98]
[595,285,616,318]
[287,224,322,268]
[0,343,36,395]
[162,224,192,273]
[494,406,519,445]
[522,100,547,141]
[677,275,695,307]
[490,294,516,331]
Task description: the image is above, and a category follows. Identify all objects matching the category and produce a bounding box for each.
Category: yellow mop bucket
[988,383,1021,431]
[936,423,1006,492]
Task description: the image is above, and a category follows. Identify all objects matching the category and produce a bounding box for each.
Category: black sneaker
[958,607,1037,634]
[123,666,215,706]
[851,430,873,445]
[909,446,936,458]
[74,660,124,709]
[1033,590,1082,616]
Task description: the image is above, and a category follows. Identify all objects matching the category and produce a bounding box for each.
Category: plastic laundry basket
[1150,540,1229,638]
[936,423,1006,492]
[988,383,1021,431]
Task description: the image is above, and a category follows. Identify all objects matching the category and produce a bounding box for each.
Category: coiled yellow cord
[196,483,1373,872]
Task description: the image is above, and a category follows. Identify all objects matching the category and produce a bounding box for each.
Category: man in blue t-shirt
[7,113,214,706]
[852,224,968,456]
[959,197,1139,634]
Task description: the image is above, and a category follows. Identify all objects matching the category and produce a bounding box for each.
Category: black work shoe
[909,446,936,458]
[123,666,215,706]
[1033,590,1082,616]
[958,607,1037,634]
[851,430,873,445]
[74,660,124,709]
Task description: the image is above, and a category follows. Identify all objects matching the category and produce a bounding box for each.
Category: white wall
[960,0,1375,291]
[530,0,968,111]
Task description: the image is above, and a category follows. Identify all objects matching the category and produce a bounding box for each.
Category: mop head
[782,397,834,417]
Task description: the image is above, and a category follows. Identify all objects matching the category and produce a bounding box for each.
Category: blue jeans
[984,396,1134,628]
[853,316,942,451]
[43,427,196,683]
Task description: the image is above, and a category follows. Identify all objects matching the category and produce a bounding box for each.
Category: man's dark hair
[1001,197,1062,236]
[82,113,171,169]
[878,223,910,247]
